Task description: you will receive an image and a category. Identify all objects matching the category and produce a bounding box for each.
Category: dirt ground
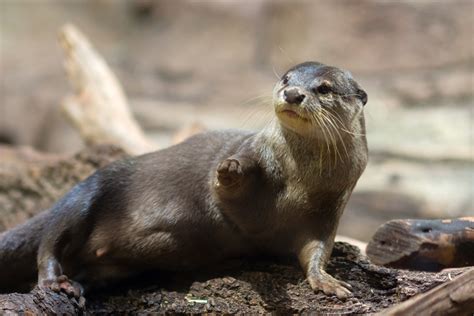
[2,241,466,314]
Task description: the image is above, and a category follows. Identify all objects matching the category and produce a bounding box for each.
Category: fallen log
[0,144,127,231]
[0,242,470,314]
[381,268,474,316]
[0,287,85,315]
[367,217,474,271]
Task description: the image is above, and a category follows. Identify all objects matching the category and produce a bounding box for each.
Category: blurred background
[0,0,472,241]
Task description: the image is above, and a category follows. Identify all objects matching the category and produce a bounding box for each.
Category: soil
[86,243,403,314]
[1,242,465,314]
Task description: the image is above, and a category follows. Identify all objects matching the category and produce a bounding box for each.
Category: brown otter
[0,61,368,299]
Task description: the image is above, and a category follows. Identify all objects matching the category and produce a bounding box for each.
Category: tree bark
[367,218,474,271]
[0,287,85,315]
[1,242,471,314]
[381,268,474,316]
[0,144,127,231]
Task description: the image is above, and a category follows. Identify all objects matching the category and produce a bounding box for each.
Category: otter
[0,61,368,299]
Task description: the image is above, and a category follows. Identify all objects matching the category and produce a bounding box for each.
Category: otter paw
[40,275,83,298]
[308,273,352,300]
[217,159,243,186]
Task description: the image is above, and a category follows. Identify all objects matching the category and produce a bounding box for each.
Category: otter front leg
[298,238,352,299]
[215,155,259,199]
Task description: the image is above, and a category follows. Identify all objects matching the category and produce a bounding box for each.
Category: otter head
[273,62,367,138]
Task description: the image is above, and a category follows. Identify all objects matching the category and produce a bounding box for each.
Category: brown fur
[0,62,368,299]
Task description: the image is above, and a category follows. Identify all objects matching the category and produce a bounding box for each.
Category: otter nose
[284,88,305,104]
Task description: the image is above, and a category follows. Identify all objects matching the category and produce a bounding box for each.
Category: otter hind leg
[36,176,103,296]
[0,211,53,293]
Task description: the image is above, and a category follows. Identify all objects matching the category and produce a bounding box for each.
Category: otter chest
[276,163,349,216]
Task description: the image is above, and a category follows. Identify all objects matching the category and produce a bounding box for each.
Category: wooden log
[381,268,474,316]
[0,242,470,314]
[58,24,155,155]
[0,144,127,232]
[0,286,85,315]
[366,217,474,271]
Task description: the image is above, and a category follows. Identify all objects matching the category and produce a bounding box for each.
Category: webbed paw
[40,275,83,298]
[308,272,352,300]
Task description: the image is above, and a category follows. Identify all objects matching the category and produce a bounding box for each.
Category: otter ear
[357,89,367,106]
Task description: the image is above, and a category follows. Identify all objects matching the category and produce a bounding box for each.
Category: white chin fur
[276,113,319,138]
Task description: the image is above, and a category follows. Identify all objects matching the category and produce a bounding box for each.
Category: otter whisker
[310,112,326,176]
[271,64,282,80]
[239,105,273,127]
[311,108,336,160]
[324,108,346,129]
[325,109,366,137]
[312,111,335,171]
[314,113,332,158]
[252,112,275,135]
[321,109,350,162]
[239,94,273,106]
[309,112,324,176]
[241,109,264,127]
[319,112,342,167]
[278,46,294,64]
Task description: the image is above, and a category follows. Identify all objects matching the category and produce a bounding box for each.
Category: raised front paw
[217,158,244,187]
[307,272,352,300]
[40,274,84,298]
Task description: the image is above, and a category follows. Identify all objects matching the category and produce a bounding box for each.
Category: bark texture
[0,144,127,232]
[1,242,470,314]
[382,268,474,316]
[367,218,474,271]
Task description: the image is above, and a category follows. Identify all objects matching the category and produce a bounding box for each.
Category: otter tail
[0,210,52,292]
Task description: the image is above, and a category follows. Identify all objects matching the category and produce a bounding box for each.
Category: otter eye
[316,84,331,94]
[282,75,289,85]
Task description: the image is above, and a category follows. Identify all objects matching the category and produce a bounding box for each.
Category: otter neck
[255,119,366,183]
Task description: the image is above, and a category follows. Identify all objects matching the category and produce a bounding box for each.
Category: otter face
[273,62,367,137]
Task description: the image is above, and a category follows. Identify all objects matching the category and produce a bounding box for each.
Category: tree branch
[59,24,155,155]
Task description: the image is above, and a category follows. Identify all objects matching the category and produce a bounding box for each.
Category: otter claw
[308,274,353,300]
[217,159,243,186]
[40,275,83,298]
[337,279,352,290]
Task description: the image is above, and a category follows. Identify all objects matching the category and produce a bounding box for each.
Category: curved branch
[59,24,155,155]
